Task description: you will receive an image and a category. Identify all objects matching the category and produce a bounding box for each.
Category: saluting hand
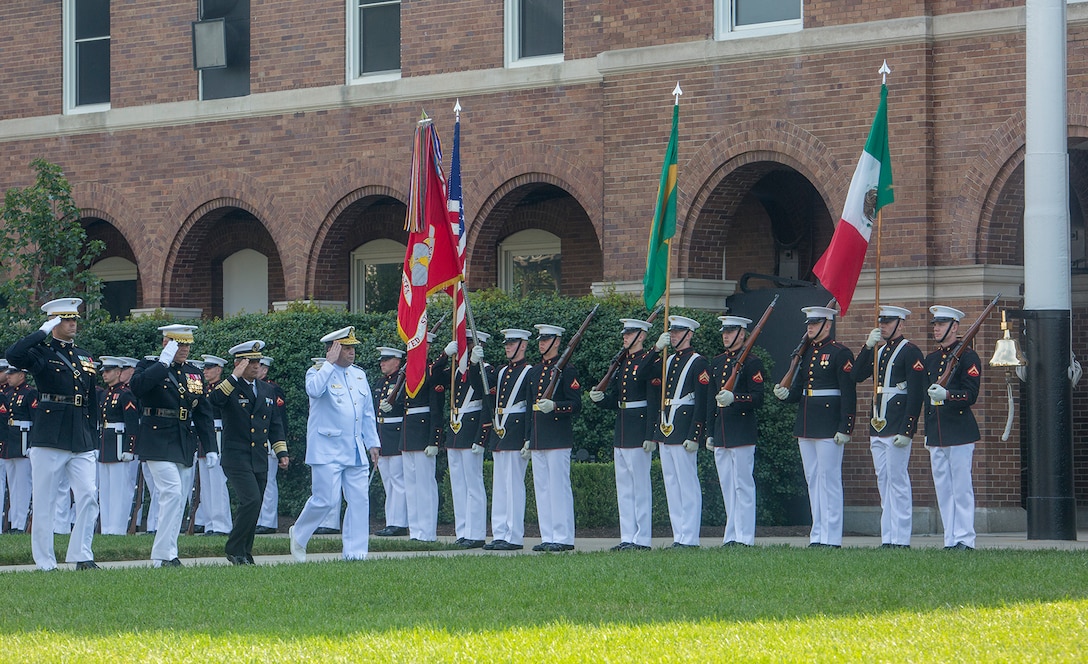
[326,341,342,365]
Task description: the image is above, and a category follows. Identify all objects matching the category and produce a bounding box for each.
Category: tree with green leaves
[0,158,104,327]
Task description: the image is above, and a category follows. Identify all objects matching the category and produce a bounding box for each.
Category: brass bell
[990,310,1027,368]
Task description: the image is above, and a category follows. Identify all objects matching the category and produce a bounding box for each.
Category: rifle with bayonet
[593,305,664,392]
[933,293,1001,388]
[777,297,836,390]
[127,464,145,535]
[543,304,600,400]
[724,294,778,392]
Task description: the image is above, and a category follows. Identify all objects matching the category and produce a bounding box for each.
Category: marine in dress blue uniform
[195,354,233,536]
[373,347,409,537]
[398,333,444,543]
[1,364,36,533]
[96,357,139,535]
[850,306,926,547]
[256,356,288,534]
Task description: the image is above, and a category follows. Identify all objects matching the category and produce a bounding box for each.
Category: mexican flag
[812,83,893,315]
[643,102,679,309]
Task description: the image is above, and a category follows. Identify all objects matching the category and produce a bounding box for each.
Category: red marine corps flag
[397,115,464,398]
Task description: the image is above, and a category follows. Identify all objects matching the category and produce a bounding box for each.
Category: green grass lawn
[2,545,1087,661]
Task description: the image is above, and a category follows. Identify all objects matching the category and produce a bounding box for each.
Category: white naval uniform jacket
[305,362,381,466]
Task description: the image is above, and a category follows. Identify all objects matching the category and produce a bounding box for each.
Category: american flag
[448,102,469,375]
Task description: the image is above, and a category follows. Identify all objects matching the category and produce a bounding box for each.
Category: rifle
[593,305,664,392]
[724,295,778,392]
[185,463,201,535]
[127,464,145,535]
[386,311,449,407]
[777,297,836,389]
[542,304,600,400]
[934,293,1001,388]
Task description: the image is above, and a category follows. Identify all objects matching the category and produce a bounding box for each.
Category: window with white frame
[498,229,561,296]
[65,0,111,112]
[505,0,563,67]
[348,0,401,82]
[715,0,801,39]
[351,239,406,312]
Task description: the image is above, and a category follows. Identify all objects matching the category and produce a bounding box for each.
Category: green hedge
[1,291,807,526]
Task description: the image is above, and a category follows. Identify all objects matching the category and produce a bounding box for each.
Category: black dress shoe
[670,542,698,549]
[161,558,183,568]
[7,528,24,534]
[454,537,467,545]
[190,525,205,534]
[550,543,574,552]
[314,527,341,535]
[226,554,248,566]
[531,542,550,552]
[459,539,485,549]
[953,542,974,551]
[631,544,652,551]
[202,530,228,537]
[492,541,523,551]
[610,542,633,551]
[483,539,503,550]
[245,554,256,565]
[254,526,277,535]
[75,561,100,570]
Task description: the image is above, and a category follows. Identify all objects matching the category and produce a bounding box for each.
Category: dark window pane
[512,253,560,296]
[519,0,562,58]
[101,280,137,320]
[76,40,110,105]
[360,3,401,73]
[364,262,401,312]
[75,0,110,40]
[735,0,800,27]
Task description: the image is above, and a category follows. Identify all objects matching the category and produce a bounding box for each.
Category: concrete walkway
[4,531,1086,573]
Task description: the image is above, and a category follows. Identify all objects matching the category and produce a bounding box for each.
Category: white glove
[424,445,439,458]
[588,389,605,403]
[705,437,715,451]
[654,332,670,351]
[892,434,911,448]
[773,385,790,401]
[39,316,62,334]
[682,439,698,453]
[866,328,883,349]
[928,384,949,402]
[642,440,656,453]
[470,345,485,364]
[471,443,485,455]
[520,441,531,460]
[158,339,179,365]
[93,449,100,461]
[379,400,393,413]
[833,432,850,446]
[206,452,220,468]
[536,398,555,414]
[120,452,135,462]
[444,341,458,357]
[715,389,734,407]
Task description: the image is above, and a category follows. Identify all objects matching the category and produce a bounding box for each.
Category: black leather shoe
[483,539,503,550]
[75,561,100,570]
[314,527,341,535]
[492,541,523,551]
[953,542,974,551]
[610,542,633,551]
[459,539,485,549]
[161,558,183,568]
[550,543,574,552]
[190,525,205,534]
[531,542,550,552]
[202,530,229,537]
[245,554,256,565]
[7,528,24,534]
[254,526,277,535]
[454,537,467,545]
[630,544,652,551]
[226,554,248,566]
[670,542,698,549]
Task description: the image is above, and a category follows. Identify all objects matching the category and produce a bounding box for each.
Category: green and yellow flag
[643,102,679,309]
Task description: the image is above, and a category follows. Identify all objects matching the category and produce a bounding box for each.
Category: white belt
[876,387,907,396]
[662,395,695,407]
[455,400,483,414]
[618,400,648,409]
[105,422,125,431]
[11,420,32,429]
[379,416,404,424]
[805,389,841,397]
[405,406,430,415]
[496,402,526,415]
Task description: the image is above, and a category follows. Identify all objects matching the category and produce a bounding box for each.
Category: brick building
[0,0,1085,530]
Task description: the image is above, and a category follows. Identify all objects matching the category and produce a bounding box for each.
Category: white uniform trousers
[5,457,32,530]
[29,447,98,570]
[871,436,913,545]
[798,437,845,546]
[377,455,408,528]
[491,450,528,545]
[142,461,160,531]
[195,457,233,533]
[714,445,756,546]
[145,460,194,564]
[531,448,574,545]
[659,443,702,546]
[97,460,137,535]
[402,450,438,541]
[257,452,279,529]
[448,448,487,541]
[0,459,6,531]
[54,472,73,534]
[293,462,372,560]
[614,446,653,547]
[929,442,976,548]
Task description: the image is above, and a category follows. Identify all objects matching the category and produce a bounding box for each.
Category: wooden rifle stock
[777,297,836,389]
[543,304,600,400]
[724,294,778,391]
[593,305,664,392]
[386,311,449,407]
[127,464,145,535]
[935,293,1001,388]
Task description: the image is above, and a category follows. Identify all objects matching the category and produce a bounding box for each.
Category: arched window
[89,256,137,320]
[498,229,561,296]
[351,239,406,312]
[223,249,268,316]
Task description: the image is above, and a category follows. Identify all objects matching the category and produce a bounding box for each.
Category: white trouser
[258,453,279,528]
[293,462,372,560]
[531,448,574,545]
[659,443,702,545]
[614,446,653,547]
[402,450,438,541]
[377,455,407,528]
[142,461,160,531]
[5,457,32,530]
[715,445,756,546]
[146,460,194,564]
[871,435,913,545]
[195,457,233,533]
[29,447,98,570]
[98,460,137,535]
[448,448,487,541]
[491,450,528,545]
[929,443,976,548]
[54,472,73,534]
[0,459,6,531]
[798,437,845,546]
